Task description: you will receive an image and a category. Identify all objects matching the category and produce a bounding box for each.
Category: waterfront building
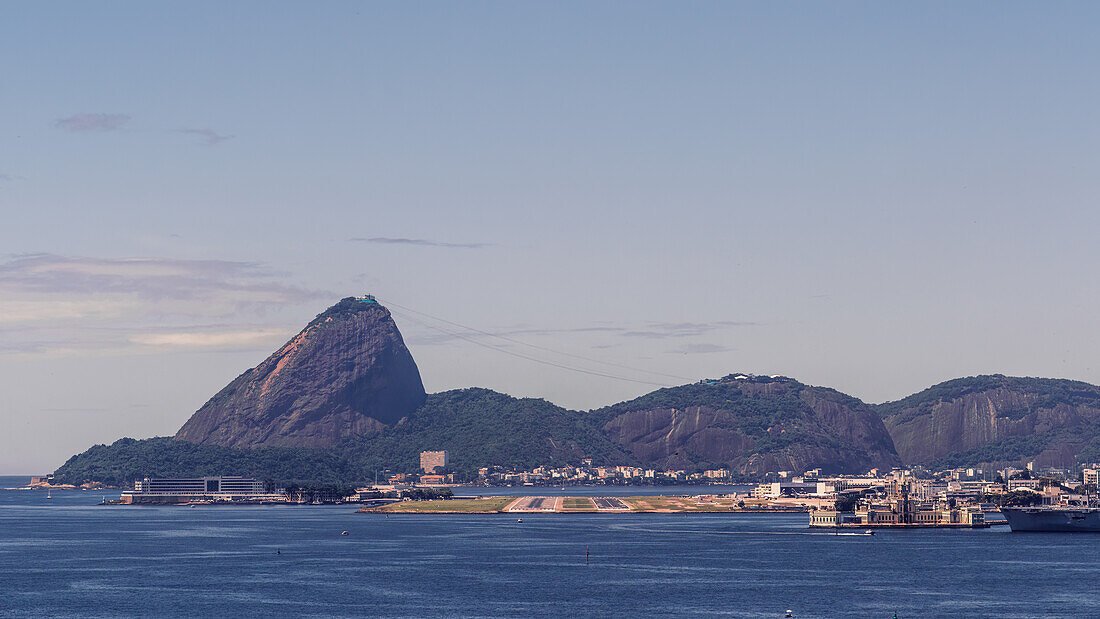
[121,476,267,504]
[420,450,449,474]
[1084,468,1099,487]
[809,478,987,528]
[817,476,886,492]
[753,482,830,499]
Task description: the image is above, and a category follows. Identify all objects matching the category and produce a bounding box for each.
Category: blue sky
[2,3,1099,473]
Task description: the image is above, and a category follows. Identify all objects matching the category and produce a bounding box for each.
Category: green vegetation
[879,375,1100,467]
[52,437,349,487]
[53,388,634,485]
[52,371,1100,484]
[594,378,860,462]
[981,490,1043,507]
[877,374,1100,423]
[624,495,740,512]
[928,424,1100,469]
[55,377,894,485]
[338,388,635,476]
[562,497,595,510]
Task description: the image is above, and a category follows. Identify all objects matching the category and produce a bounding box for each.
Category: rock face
[175,297,426,448]
[596,375,901,474]
[878,375,1100,467]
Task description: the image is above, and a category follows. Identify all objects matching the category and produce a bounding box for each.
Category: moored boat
[1002,507,1100,532]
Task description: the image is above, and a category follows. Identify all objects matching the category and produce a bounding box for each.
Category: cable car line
[379,298,691,383]
[389,309,673,388]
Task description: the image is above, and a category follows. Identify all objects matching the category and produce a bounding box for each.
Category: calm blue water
[3,476,1099,618]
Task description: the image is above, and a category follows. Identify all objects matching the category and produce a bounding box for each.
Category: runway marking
[507,496,558,512]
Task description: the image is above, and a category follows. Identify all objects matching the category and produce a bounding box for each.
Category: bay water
[3,476,1098,617]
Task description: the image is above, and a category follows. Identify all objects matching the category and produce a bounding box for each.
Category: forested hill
[877,374,1100,468]
[54,373,1100,486]
[335,388,635,475]
[53,388,633,486]
[593,375,900,475]
[52,437,347,487]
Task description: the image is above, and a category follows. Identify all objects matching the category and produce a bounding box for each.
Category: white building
[122,476,267,503]
[420,450,449,474]
[1083,468,1098,486]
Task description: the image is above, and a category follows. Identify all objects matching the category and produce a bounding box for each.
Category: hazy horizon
[4,2,1100,473]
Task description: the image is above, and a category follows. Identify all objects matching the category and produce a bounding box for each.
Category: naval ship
[1002,506,1100,532]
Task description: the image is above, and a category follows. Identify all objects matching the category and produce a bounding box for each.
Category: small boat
[340,531,349,536]
[517,518,523,523]
[46,489,52,500]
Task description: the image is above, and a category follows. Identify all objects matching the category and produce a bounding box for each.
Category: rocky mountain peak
[174,296,426,448]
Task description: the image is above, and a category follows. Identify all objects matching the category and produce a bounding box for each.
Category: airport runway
[592,497,630,511]
[506,496,632,512]
[506,496,563,512]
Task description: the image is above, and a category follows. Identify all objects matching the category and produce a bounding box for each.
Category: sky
[2,2,1100,473]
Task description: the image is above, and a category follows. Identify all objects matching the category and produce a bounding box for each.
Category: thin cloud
[623,320,757,339]
[0,254,320,304]
[350,237,490,249]
[668,343,736,354]
[130,326,290,350]
[0,173,24,182]
[55,113,130,132]
[181,128,234,145]
[0,254,328,357]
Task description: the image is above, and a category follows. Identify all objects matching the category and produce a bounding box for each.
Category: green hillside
[53,388,632,486]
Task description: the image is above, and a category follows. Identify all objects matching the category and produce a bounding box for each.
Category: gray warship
[1002,506,1100,532]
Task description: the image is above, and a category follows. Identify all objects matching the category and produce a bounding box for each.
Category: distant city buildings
[810,477,988,528]
[420,451,448,474]
[1084,468,1098,486]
